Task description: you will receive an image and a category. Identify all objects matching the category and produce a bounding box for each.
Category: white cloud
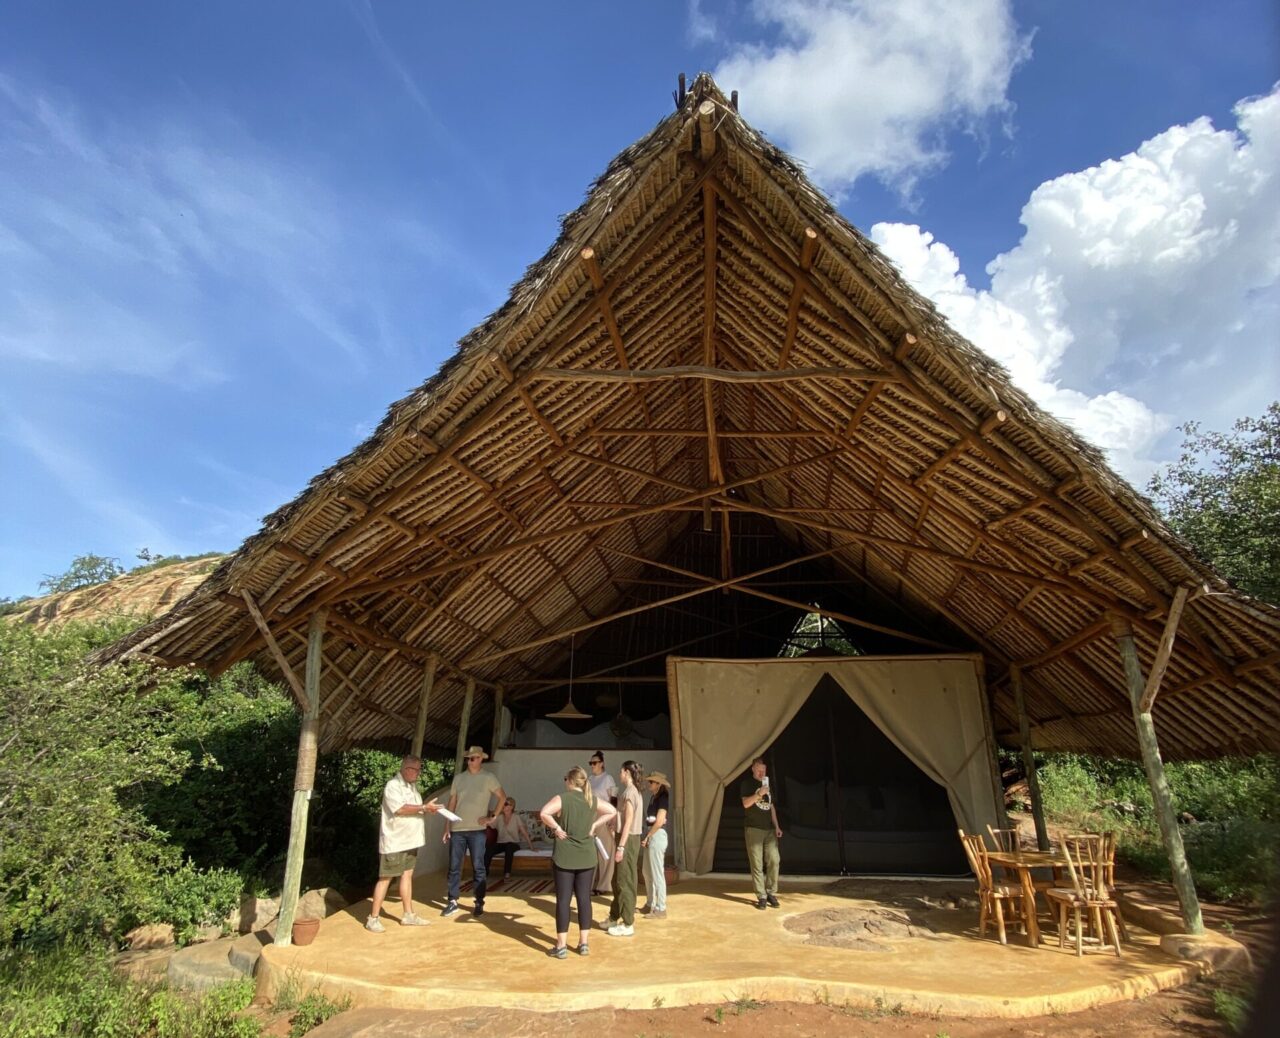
[714,0,1031,195]
[0,71,454,383]
[871,85,1280,485]
[687,0,719,44]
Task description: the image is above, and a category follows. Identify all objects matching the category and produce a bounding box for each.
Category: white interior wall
[414,747,673,877]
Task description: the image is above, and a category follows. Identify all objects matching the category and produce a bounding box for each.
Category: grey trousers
[744,826,780,899]
[642,828,668,910]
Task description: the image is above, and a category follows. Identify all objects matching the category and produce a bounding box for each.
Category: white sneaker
[607,923,635,937]
[365,916,385,933]
[400,913,430,926]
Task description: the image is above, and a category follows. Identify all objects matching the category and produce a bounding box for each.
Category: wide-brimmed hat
[644,771,670,788]
[462,746,489,760]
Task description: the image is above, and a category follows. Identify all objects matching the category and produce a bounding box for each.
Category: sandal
[577,943,590,956]
[548,945,568,959]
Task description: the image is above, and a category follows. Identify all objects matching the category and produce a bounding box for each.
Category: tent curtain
[670,655,1002,874]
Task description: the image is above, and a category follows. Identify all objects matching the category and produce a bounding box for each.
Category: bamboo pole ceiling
[100,75,1280,759]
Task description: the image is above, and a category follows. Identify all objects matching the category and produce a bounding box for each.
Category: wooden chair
[958,830,1026,945]
[1044,835,1123,956]
[986,824,1020,852]
[1098,831,1128,941]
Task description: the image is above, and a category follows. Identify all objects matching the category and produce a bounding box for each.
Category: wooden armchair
[986,825,1020,852]
[959,830,1026,945]
[1044,835,1123,956]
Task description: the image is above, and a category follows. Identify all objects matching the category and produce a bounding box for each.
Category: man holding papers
[366,755,441,932]
[442,746,506,919]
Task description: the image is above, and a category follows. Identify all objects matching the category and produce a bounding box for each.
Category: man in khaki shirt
[442,746,505,918]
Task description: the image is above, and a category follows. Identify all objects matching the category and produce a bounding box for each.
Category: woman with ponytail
[540,765,617,958]
[606,760,644,936]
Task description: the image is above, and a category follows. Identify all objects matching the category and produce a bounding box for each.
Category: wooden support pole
[977,661,1011,829]
[275,608,327,947]
[665,656,686,873]
[1140,586,1189,713]
[240,589,307,708]
[1110,616,1204,934]
[1010,665,1049,851]
[411,653,438,758]
[454,677,476,773]
[491,684,505,755]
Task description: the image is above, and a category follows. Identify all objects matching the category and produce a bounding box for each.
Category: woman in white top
[587,751,619,894]
[484,798,534,881]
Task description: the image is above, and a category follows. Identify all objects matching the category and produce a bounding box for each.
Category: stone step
[166,936,244,992]
[228,927,275,978]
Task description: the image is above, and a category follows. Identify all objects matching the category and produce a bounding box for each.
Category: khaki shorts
[380,848,418,877]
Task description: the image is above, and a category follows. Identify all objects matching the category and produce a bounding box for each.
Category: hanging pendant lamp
[546,634,591,720]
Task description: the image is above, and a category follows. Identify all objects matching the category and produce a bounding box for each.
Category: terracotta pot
[291,917,320,946]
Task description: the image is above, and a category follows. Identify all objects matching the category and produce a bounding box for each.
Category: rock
[297,887,349,920]
[1179,811,1197,824]
[191,924,224,944]
[228,894,280,934]
[124,922,175,949]
[228,928,275,977]
[167,937,243,993]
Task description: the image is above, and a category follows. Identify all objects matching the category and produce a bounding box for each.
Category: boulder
[228,894,280,934]
[297,886,349,920]
[124,922,174,950]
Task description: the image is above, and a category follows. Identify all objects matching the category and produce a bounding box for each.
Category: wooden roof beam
[529,365,891,385]
[777,228,818,367]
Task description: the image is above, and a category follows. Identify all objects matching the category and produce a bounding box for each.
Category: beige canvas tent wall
[98,74,1280,940]
[669,655,1004,874]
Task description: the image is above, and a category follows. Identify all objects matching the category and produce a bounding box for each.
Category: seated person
[484,797,535,879]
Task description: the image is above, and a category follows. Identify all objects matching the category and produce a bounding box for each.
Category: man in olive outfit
[740,757,782,909]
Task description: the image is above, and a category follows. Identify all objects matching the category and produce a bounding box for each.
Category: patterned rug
[460,877,554,896]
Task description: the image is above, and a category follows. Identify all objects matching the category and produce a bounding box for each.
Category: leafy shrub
[288,991,352,1036]
[0,940,259,1038]
[0,619,200,944]
[138,863,244,945]
[1036,751,1280,903]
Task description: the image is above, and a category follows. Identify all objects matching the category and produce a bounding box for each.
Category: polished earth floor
[258,874,1199,1019]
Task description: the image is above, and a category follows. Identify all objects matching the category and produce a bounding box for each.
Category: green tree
[1148,402,1280,604]
[0,618,197,943]
[37,554,125,595]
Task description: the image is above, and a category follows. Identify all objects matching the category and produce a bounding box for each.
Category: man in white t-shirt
[366,755,441,932]
[442,746,505,918]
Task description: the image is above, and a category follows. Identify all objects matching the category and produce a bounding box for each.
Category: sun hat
[644,771,670,789]
[463,746,489,760]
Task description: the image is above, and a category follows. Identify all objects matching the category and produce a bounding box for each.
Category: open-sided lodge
[100,75,1280,946]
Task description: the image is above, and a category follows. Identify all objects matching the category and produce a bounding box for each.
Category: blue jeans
[447,829,489,904]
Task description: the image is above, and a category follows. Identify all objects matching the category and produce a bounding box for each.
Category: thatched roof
[100,74,1280,759]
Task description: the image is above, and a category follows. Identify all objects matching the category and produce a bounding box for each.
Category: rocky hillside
[6,556,225,630]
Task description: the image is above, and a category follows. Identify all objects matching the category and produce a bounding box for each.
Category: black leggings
[552,865,593,934]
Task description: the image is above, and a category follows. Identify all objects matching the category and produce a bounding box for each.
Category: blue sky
[2,1,1277,599]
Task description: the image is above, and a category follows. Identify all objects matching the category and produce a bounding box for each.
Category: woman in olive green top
[539,766,618,958]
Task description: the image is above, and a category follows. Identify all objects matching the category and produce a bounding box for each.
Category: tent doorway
[712,676,968,874]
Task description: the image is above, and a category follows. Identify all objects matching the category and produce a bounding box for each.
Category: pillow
[520,810,552,846]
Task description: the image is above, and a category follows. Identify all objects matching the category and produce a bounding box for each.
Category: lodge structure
[101,75,1280,950]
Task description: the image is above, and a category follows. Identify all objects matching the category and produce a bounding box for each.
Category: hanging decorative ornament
[546,633,591,720]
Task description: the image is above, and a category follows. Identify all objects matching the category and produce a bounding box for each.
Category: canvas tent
[100,74,1280,941]
[669,655,1003,874]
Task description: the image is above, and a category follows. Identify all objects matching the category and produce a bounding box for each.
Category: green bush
[138,863,244,946]
[0,619,200,944]
[0,940,260,1038]
[1036,752,1280,903]
[288,991,352,1036]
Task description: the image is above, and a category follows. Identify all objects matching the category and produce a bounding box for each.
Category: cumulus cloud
[871,85,1280,484]
[714,0,1031,195]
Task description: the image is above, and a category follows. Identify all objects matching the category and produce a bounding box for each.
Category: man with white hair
[366,755,440,932]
